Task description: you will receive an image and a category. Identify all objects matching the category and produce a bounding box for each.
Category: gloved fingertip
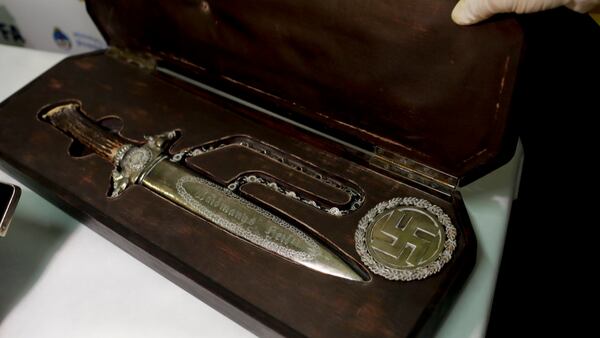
[451,0,477,25]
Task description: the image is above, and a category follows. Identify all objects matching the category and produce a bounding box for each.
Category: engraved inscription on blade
[141,159,364,282]
[176,175,319,262]
[355,197,456,281]
[40,103,364,282]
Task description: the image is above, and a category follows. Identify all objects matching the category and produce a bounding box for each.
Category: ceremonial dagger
[42,103,363,281]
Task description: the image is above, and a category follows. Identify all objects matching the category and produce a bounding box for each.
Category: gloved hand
[451,0,600,25]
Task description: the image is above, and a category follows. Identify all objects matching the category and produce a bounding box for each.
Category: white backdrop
[0,0,105,54]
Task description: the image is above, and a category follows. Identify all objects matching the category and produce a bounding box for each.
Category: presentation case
[0,1,523,337]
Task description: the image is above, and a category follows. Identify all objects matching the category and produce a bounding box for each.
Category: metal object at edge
[0,182,21,237]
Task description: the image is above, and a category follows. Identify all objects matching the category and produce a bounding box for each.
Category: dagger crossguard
[111,130,179,197]
[41,102,364,216]
[39,102,365,281]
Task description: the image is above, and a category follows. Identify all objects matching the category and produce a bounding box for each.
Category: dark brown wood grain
[86,0,522,180]
[0,0,525,336]
[0,54,476,337]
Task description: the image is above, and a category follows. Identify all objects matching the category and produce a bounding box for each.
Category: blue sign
[53,27,71,50]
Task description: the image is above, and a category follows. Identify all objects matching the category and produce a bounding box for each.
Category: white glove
[451,0,600,25]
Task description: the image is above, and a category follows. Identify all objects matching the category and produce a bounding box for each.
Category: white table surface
[0,44,523,338]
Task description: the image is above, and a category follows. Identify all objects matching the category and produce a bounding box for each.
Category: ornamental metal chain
[170,136,364,216]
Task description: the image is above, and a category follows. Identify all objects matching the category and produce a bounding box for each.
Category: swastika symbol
[367,207,444,269]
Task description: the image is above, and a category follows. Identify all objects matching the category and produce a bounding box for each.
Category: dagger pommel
[41,103,128,164]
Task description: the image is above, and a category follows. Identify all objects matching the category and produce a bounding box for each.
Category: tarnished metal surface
[42,103,363,281]
[111,132,364,281]
[368,207,445,269]
[355,197,456,281]
[143,159,363,281]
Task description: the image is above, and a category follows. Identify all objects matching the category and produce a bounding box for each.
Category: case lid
[86,0,523,182]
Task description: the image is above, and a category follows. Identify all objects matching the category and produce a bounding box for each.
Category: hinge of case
[368,147,458,196]
[106,47,157,70]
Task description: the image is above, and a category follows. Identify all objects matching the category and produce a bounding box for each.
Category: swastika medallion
[355,197,457,281]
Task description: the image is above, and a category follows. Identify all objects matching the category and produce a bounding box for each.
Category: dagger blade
[143,160,362,281]
[42,103,363,282]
